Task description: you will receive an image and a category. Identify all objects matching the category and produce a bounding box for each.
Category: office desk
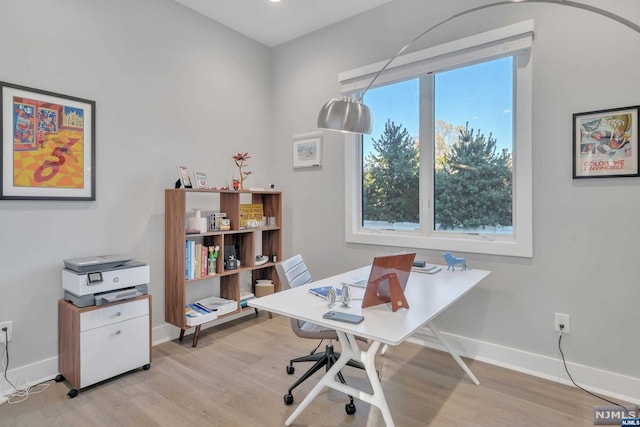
[249,265,490,426]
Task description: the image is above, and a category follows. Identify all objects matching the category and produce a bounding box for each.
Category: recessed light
[269,0,281,3]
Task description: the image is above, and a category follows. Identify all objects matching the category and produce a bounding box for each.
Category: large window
[343,22,533,257]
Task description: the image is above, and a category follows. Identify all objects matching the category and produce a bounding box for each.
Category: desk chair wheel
[286,364,295,375]
[284,393,294,405]
[346,402,356,415]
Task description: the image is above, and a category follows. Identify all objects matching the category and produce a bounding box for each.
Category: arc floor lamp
[317,0,640,135]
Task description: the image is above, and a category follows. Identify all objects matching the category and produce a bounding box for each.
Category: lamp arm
[358,0,640,102]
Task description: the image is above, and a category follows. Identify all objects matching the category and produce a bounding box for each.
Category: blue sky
[363,56,513,154]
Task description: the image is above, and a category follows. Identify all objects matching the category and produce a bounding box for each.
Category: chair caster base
[284,393,294,405]
[286,365,294,375]
[345,402,356,415]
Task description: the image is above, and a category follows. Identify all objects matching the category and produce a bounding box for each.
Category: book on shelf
[195,295,237,316]
[239,291,255,308]
[185,242,219,279]
[185,303,218,327]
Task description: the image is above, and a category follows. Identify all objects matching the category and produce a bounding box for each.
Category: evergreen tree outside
[363,120,419,224]
[434,123,512,230]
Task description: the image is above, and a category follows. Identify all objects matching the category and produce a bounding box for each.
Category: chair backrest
[276,254,313,290]
[275,254,337,340]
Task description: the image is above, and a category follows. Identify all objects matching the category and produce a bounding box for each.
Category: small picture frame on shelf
[176,165,192,188]
[193,171,209,189]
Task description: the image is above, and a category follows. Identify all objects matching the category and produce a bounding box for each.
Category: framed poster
[1,81,95,200]
[573,105,639,179]
[293,132,323,168]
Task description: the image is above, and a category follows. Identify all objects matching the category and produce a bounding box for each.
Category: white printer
[62,254,150,308]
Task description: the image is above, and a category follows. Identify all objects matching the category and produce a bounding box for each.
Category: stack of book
[185,295,237,326]
[239,291,255,308]
[185,242,219,279]
[185,302,218,327]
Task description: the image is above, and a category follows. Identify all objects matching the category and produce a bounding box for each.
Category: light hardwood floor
[0,313,620,426]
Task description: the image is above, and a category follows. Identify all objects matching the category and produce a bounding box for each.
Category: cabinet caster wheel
[284,394,294,405]
[345,402,356,415]
[143,364,151,370]
[286,365,294,375]
[67,389,78,398]
[54,374,64,383]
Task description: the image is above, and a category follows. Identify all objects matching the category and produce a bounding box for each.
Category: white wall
[0,0,271,386]
[271,0,640,401]
[2,0,639,404]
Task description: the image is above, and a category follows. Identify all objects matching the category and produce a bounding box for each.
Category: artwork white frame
[176,165,192,188]
[193,171,209,189]
[293,132,323,168]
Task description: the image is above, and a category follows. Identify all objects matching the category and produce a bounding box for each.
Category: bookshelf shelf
[165,188,282,347]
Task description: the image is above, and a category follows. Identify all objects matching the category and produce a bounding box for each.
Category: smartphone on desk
[323,311,364,324]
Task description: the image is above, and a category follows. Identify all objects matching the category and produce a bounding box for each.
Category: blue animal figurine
[443,252,466,271]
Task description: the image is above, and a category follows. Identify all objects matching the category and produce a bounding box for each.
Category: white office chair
[275,254,365,415]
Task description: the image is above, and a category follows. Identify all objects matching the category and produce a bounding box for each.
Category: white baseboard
[4,322,638,406]
[0,356,58,404]
[409,327,640,405]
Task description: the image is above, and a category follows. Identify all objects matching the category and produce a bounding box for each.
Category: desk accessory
[362,252,415,312]
[412,265,442,274]
[443,252,467,271]
[340,282,352,307]
[322,311,364,324]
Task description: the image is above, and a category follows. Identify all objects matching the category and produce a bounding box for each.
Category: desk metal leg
[427,321,479,385]
[285,332,395,427]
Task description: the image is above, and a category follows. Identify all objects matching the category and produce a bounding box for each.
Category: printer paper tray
[95,289,142,305]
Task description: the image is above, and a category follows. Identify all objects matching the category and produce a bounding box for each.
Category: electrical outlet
[0,321,13,343]
[554,313,570,334]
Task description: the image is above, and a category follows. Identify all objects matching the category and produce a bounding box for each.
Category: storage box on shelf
[165,189,282,347]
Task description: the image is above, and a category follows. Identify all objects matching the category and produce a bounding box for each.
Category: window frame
[343,21,533,258]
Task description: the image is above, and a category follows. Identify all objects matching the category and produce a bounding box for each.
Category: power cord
[557,325,628,413]
[2,328,49,405]
[309,339,323,355]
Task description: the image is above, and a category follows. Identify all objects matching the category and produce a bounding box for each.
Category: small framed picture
[193,171,208,189]
[573,105,639,179]
[176,165,192,188]
[293,132,323,168]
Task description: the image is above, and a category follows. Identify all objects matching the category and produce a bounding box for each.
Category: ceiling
[172,0,393,47]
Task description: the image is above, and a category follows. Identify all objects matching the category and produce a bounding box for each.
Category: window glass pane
[433,57,513,234]
[362,79,420,230]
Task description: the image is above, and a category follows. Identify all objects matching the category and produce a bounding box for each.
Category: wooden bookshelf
[165,189,282,346]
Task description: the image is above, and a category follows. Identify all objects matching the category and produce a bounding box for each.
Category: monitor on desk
[362,252,416,312]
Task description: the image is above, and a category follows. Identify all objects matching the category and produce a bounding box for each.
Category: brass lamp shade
[317,97,373,135]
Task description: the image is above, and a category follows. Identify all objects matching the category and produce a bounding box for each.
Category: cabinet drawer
[80,298,149,331]
[80,315,150,388]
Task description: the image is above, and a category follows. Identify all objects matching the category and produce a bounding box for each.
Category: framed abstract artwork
[573,105,639,179]
[0,81,96,200]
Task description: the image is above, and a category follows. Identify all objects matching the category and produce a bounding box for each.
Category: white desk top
[249,265,490,346]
